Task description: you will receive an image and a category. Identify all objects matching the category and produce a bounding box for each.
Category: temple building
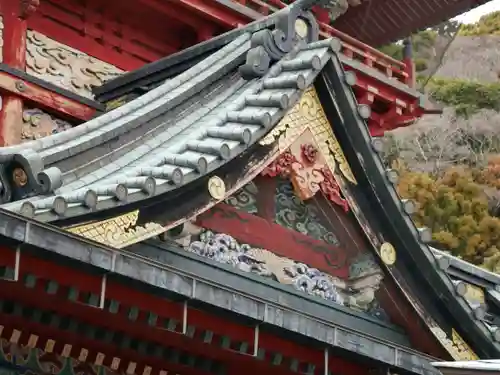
[0,0,497,375]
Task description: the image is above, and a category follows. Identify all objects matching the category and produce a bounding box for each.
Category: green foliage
[460,11,500,36]
[414,58,428,72]
[425,77,500,117]
[378,43,403,60]
[396,166,500,271]
[378,29,438,61]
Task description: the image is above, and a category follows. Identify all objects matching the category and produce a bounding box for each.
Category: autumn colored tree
[396,165,500,271]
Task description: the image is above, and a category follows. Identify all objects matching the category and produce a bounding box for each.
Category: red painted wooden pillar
[0,0,38,146]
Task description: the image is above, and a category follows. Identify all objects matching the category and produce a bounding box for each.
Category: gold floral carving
[66,211,166,249]
[260,87,356,184]
[451,329,479,360]
[26,30,123,98]
[429,325,478,361]
[21,108,73,141]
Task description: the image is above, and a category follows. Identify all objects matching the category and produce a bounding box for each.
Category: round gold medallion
[380,242,397,266]
[12,168,28,187]
[208,176,226,200]
[295,19,308,39]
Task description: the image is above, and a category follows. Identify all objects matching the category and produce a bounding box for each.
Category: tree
[396,166,500,271]
[460,11,500,36]
[425,78,500,117]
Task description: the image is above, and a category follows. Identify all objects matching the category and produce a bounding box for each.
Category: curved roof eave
[315,55,500,357]
[0,1,342,224]
[335,0,490,46]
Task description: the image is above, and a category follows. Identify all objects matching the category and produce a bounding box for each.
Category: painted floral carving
[26,30,123,98]
[301,143,318,165]
[185,229,387,319]
[262,150,297,178]
[262,137,349,211]
[318,166,349,212]
[21,108,73,141]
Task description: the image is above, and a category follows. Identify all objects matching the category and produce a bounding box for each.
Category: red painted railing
[232,0,410,84]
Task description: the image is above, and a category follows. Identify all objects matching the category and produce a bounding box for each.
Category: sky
[454,0,500,23]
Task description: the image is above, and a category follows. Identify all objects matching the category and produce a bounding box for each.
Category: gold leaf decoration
[260,87,357,184]
[66,210,165,249]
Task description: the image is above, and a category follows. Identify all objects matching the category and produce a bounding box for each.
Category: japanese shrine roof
[334,0,490,46]
[0,0,498,361]
[0,1,342,223]
[431,248,500,339]
[0,206,441,375]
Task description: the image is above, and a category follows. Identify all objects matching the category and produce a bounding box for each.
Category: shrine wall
[25,30,123,99]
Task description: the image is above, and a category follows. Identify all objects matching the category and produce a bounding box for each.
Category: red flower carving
[301,143,318,165]
[318,167,349,212]
[262,150,298,177]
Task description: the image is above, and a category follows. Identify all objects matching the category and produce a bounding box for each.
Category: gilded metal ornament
[429,325,478,361]
[208,176,226,200]
[12,168,28,187]
[380,242,396,265]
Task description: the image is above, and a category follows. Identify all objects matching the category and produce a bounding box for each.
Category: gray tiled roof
[431,247,500,341]
[0,11,341,221]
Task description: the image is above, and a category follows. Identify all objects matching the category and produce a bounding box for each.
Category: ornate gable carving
[26,30,123,98]
[66,210,165,249]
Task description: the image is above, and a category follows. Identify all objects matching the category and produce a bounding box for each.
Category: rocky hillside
[387,22,500,173]
[433,35,500,81]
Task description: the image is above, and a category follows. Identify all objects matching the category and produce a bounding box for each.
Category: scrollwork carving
[186,228,385,317]
[224,181,258,214]
[239,6,319,79]
[26,30,123,98]
[66,210,166,248]
[21,108,73,141]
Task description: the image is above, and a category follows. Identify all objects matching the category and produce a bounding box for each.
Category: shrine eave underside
[334,0,490,46]
[0,207,439,375]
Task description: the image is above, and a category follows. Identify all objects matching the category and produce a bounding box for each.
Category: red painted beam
[0,71,98,121]
[176,0,252,28]
[197,203,351,278]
